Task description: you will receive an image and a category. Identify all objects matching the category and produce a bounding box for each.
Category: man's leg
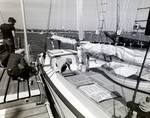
[3,40,9,52]
[1,52,10,67]
[19,66,33,79]
[7,40,15,53]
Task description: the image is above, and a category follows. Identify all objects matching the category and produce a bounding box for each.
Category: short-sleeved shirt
[0,23,15,39]
[56,57,68,73]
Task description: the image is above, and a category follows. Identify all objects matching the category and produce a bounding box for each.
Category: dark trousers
[3,38,15,53]
[1,39,15,67]
[7,66,33,80]
[1,51,10,67]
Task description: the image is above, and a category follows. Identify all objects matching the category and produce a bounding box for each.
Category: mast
[76,0,84,41]
[76,0,86,71]
[116,0,120,32]
[20,0,29,61]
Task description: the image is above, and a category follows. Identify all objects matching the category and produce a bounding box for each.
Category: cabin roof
[47,49,77,57]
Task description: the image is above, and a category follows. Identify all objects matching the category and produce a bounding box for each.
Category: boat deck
[0,67,52,118]
[64,67,150,118]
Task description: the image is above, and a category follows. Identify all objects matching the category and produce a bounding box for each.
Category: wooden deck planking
[0,103,42,115]
[0,96,41,110]
[29,76,41,96]
[18,80,30,99]
[0,68,41,103]
[26,113,49,118]
[0,103,49,118]
[0,68,6,81]
[6,78,21,101]
[7,79,18,94]
[0,71,9,96]
[0,72,10,103]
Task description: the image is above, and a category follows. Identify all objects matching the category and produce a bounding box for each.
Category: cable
[44,0,53,57]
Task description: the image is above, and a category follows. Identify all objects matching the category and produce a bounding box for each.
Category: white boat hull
[38,49,111,118]
[41,66,111,118]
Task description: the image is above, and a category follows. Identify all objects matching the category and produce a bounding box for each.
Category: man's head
[66,58,72,64]
[15,49,25,56]
[8,17,16,25]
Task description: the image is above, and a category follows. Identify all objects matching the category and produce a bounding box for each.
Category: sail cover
[51,35,77,45]
[83,42,150,67]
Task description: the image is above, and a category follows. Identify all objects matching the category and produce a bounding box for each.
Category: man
[56,57,72,73]
[0,17,16,67]
[7,49,37,81]
[0,17,16,53]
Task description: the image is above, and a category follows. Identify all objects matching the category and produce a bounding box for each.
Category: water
[15,31,149,59]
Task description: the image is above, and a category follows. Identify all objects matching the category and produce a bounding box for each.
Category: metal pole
[77,0,83,41]
[20,0,29,62]
[132,41,150,102]
[125,41,150,118]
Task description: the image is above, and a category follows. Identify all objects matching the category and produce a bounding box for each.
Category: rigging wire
[44,0,53,57]
[89,5,97,42]
[118,0,130,34]
[91,4,96,31]
[127,3,132,32]
[96,0,108,42]
[0,1,5,22]
[62,0,66,30]
[108,0,115,32]
[57,0,61,29]
[134,0,142,23]
[116,0,120,32]
[102,0,108,31]
[0,11,4,22]
[96,0,100,31]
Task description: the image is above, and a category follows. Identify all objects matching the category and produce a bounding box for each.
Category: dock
[0,67,53,118]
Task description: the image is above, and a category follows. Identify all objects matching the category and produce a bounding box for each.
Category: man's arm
[66,63,73,73]
[20,57,28,67]
[12,30,15,37]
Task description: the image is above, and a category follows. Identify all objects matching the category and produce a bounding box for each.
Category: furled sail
[51,34,77,45]
[83,42,150,67]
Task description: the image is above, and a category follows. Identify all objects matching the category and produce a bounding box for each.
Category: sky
[0,0,150,31]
